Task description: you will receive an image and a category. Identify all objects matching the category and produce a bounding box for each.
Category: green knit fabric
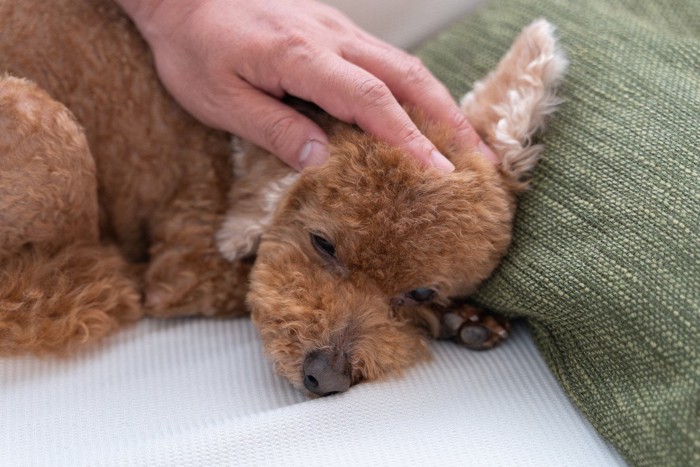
[416,1,700,465]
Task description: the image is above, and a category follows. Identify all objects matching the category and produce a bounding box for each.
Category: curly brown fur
[0,76,142,354]
[0,0,248,353]
[0,0,565,395]
[0,243,142,356]
[244,114,517,392]
[0,76,98,258]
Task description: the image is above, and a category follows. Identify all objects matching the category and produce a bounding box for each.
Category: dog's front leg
[143,179,252,319]
[437,302,511,350]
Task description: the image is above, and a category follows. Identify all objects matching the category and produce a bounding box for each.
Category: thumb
[226,87,330,171]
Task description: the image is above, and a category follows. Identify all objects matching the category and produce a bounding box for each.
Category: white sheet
[1,319,625,466]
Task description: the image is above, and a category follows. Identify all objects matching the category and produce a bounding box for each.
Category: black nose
[303,349,351,396]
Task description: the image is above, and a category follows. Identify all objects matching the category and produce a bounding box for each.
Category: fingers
[139,0,495,172]
[219,81,330,171]
[346,43,465,135]
[279,53,455,172]
[344,40,498,163]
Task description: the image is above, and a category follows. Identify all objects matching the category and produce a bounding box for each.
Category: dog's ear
[216,139,299,261]
[461,19,567,186]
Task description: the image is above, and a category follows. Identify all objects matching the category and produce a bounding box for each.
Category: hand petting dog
[115,0,495,171]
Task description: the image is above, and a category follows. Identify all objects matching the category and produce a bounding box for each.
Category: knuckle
[355,77,391,106]
[277,34,317,65]
[281,32,309,51]
[262,112,299,151]
[403,56,432,86]
[452,113,481,144]
[318,14,346,33]
[396,121,424,145]
[451,111,472,131]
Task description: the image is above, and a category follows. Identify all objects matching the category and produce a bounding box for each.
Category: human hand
[117,0,495,172]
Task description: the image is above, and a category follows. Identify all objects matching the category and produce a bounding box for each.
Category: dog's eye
[408,288,436,303]
[311,233,336,258]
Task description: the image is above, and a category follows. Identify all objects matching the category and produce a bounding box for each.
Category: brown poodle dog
[0,0,566,396]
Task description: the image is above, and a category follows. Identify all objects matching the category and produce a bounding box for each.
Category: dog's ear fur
[216,138,299,261]
[217,99,348,262]
[217,99,343,262]
[461,19,567,186]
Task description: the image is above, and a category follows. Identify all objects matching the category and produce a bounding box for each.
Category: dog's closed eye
[408,288,436,303]
[310,233,336,259]
[308,232,350,277]
[391,287,437,307]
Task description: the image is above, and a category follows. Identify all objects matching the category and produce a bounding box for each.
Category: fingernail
[477,141,499,166]
[430,150,455,173]
[299,139,329,169]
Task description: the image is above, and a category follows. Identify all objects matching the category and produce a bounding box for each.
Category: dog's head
[247,127,515,394]
[217,19,567,395]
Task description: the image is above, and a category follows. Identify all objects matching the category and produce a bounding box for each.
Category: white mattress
[1,318,625,466]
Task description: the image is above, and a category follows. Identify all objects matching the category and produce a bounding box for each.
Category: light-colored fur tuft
[217,138,300,261]
[217,170,299,261]
[461,19,568,185]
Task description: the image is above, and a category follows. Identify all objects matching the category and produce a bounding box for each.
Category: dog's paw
[143,247,252,318]
[439,304,510,350]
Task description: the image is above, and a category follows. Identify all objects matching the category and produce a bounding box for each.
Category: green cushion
[416,1,700,465]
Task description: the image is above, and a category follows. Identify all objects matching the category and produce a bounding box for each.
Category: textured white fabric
[0,319,625,466]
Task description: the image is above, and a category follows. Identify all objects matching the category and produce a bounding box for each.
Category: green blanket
[416,1,700,465]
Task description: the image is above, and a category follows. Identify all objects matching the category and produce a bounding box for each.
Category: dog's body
[0,0,566,395]
[1,0,251,354]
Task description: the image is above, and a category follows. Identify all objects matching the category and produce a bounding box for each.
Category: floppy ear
[461,19,567,185]
[216,138,299,261]
[216,99,343,262]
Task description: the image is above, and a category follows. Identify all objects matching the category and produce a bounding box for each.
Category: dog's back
[0,0,249,356]
[0,0,232,259]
